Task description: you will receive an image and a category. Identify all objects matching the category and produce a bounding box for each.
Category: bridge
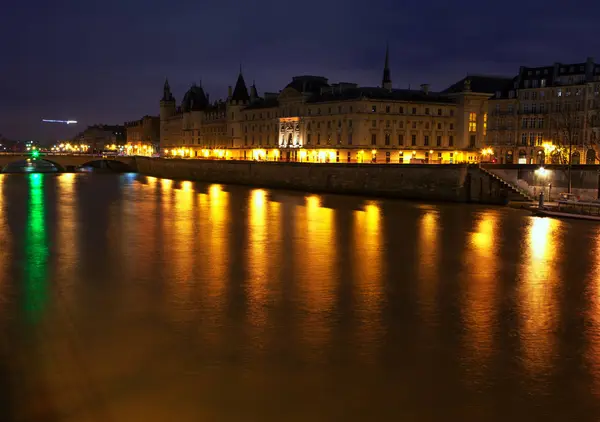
[0,153,137,172]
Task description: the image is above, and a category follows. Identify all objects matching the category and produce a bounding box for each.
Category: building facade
[73,125,126,153]
[160,48,512,164]
[487,57,600,164]
[125,115,160,156]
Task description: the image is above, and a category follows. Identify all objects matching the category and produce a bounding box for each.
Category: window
[372,105,377,112]
[385,151,391,163]
[449,135,454,146]
[508,104,514,113]
[348,134,352,145]
[522,118,528,129]
[338,106,342,113]
[483,113,487,136]
[469,112,477,132]
[372,120,377,128]
[521,133,527,146]
[399,152,404,163]
[244,135,248,145]
[436,135,441,146]
[398,121,404,128]
[347,151,351,162]
[385,105,390,113]
[425,108,430,115]
[532,80,539,88]
[412,121,417,129]
[348,119,353,128]
[540,104,545,113]
[425,122,430,129]
[337,134,342,145]
[398,134,404,145]
[538,118,544,128]
[328,107,331,113]
[541,79,546,88]
[523,104,530,113]
[385,133,390,145]
[327,121,331,129]
[386,120,390,128]
[371,133,377,145]
[399,106,404,113]
[412,107,417,114]
[450,123,454,130]
[437,108,442,116]
[469,135,476,148]
[529,133,535,146]
[317,133,321,145]
[450,110,454,116]
[437,123,442,129]
[532,104,537,113]
[537,133,543,145]
[411,134,417,146]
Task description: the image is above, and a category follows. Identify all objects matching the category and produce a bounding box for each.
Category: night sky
[2,0,599,142]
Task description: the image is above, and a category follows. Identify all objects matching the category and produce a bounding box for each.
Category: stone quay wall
[484,164,600,201]
[135,157,513,204]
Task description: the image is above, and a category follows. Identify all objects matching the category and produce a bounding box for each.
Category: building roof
[308,86,455,104]
[285,75,330,93]
[442,75,514,95]
[181,84,209,112]
[231,73,250,102]
[243,97,279,110]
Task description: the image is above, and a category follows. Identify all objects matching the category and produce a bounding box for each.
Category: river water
[0,172,599,421]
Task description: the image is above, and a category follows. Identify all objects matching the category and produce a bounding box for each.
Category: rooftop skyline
[2,0,599,141]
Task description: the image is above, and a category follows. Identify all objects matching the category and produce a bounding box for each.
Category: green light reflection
[24,173,48,323]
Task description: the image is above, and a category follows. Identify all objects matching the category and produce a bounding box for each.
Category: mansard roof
[442,75,513,95]
[284,75,329,93]
[308,87,455,104]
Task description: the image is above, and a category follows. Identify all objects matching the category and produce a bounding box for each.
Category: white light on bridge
[42,119,78,125]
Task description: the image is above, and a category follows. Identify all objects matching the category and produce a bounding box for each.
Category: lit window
[483,113,487,136]
[469,112,477,132]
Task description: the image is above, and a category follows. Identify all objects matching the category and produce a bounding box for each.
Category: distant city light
[42,119,78,125]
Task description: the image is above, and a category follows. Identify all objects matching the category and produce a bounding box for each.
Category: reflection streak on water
[56,174,78,307]
[0,175,7,306]
[588,227,600,398]
[168,181,195,318]
[248,189,269,330]
[296,195,336,358]
[417,209,439,324]
[353,201,383,360]
[207,184,227,306]
[464,211,498,373]
[519,217,560,378]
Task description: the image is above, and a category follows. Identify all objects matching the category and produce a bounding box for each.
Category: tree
[549,102,596,192]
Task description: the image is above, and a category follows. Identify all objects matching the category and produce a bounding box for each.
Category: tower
[382,43,392,90]
[227,69,250,150]
[160,78,176,121]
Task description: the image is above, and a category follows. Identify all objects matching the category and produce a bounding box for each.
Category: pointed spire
[231,69,250,103]
[162,78,173,101]
[382,42,392,90]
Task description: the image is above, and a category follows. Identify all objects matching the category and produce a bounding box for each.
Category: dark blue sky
[2,0,599,141]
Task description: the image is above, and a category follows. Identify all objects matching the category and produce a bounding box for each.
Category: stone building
[125,115,160,156]
[487,57,600,164]
[160,48,511,163]
[74,125,125,153]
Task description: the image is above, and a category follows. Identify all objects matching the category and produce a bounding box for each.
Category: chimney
[228,85,232,99]
[420,84,430,95]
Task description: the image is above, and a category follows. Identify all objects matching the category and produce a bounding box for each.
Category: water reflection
[417,208,439,324]
[248,189,269,330]
[353,201,383,360]
[55,173,78,307]
[588,228,600,398]
[23,174,49,323]
[296,195,336,359]
[463,211,499,375]
[0,175,8,307]
[519,217,561,379]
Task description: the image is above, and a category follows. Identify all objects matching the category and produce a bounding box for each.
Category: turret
[227,69,250,149]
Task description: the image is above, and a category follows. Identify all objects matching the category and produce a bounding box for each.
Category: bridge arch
[77,159,135,172]
[0,157,66,172]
